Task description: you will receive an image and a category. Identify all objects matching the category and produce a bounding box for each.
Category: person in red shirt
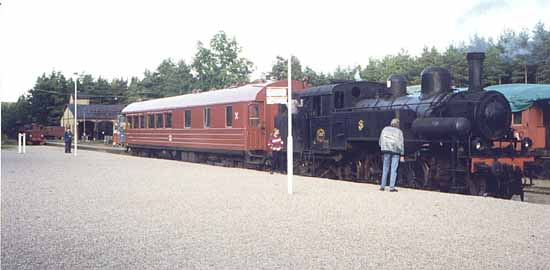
[268,128,284,174]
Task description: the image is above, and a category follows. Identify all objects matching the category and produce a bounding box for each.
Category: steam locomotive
[277,52,524,199]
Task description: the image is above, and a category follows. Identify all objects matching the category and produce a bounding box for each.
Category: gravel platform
[2,146,550,269]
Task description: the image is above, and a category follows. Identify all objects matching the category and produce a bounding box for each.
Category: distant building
[60,95,124,140]
[69,94,91,105]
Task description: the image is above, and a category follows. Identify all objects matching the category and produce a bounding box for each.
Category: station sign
[266,87,288,104]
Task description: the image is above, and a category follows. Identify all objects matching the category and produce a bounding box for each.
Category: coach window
[133,115,139,129]
[226,106,233,127]
[248,104,260,127]
[165,113,172,128]
[128,115,133,129]
[139,114,145,129]
[204,108,211,128]
[148,114,154,128]
[513,112,522,125]
[185,110,191,128]
[156,114,163,128]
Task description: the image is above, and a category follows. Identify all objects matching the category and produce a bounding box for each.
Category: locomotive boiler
[278,52,523,199]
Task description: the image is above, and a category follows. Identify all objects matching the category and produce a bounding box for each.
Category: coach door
[247,103,265,150]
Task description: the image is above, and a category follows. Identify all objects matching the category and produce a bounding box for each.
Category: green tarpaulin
[485,84,550,112]
[406,84,550,112]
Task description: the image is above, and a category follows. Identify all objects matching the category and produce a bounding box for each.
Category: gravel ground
[2,146,550,269]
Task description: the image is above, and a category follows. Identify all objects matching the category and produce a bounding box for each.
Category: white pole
[18,133,22,153]
[74,74,78,156]
[287,55,293,195]
[22,133,26,153]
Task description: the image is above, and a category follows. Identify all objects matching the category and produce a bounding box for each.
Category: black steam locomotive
[277,52,524,199]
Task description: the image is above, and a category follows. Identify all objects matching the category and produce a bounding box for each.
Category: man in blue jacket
[64,127,73,154]
[379,118,404,192]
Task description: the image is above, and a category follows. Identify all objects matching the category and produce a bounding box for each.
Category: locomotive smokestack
[467,52,485,91]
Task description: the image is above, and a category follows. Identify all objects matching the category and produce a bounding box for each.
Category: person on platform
[379,118,405,192]
[64,127,73,154]
[268,128,285,174]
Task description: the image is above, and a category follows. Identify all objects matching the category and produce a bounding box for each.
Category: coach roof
[122,82,271,113]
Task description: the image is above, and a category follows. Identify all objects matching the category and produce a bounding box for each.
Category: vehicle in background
[43,126,65,140]
[19,124,46,145]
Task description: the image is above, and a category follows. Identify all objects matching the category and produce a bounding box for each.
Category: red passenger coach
[122,80,306,166]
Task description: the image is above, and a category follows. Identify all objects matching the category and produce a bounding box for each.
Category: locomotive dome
[122,82,272,113]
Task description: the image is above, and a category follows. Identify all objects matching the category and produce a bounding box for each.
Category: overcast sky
[1,0,549,102]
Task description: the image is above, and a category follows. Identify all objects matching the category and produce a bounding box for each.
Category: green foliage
[125,59,195,102]
[302,67,330,86]
[273,22,550,88]
[2,95,31,138]
[28,72,71,126]
[268,56,304,80]
[532,22,550,83]
[192,31,253,90]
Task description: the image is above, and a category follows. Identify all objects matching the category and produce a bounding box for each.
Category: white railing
[18,133,26,154]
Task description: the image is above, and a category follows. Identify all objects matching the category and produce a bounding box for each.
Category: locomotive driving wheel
[467,174,487,196]
[363,155,383,183]
[398,160,430,188]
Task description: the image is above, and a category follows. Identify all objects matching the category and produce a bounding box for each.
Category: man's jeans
[380,153,399,189]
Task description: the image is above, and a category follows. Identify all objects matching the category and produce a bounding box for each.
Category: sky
[1,0,550,102]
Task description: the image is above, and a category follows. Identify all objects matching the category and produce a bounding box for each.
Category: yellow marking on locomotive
[358,120,364,131]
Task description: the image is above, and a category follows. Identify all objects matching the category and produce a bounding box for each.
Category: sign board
[266,87,288,104]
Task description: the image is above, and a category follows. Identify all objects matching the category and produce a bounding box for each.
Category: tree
[192,31,253,90]
[267,56,304,80]
[440,45,468,87]
[531,22,550,83]
[303,66,329,86]
[484,43,506,85]
[1,95,31,138]
[28,72,71,126]
[330,66,360,81]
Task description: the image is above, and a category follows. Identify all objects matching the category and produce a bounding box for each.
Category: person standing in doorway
[268,128,284,174]
[379,118,404,192]
[64,127,73,154]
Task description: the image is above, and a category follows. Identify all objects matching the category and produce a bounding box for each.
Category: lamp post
[74,72,78,156]
[287,55,293,195]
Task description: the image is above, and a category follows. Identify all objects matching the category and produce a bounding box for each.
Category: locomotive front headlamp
[476,142,482,150]
[522,137,532,149]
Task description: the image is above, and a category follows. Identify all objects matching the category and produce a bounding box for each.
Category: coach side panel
[125,102,248,152]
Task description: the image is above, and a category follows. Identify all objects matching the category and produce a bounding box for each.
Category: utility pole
[287,55,293,195]
[74,73,78,156]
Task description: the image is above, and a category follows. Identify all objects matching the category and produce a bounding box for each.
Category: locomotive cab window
[156,114,163,128]
[313,96,321,116]
[334,91,344,109]
[184,110,191,128]
[165,113,172,128]
[226,106,233,127]
[351,87,361,106]
[248,104,260,127]
[204,108,211,128]
[321,96,331,116]
[513,112,522,125]
[148,114,154,128]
